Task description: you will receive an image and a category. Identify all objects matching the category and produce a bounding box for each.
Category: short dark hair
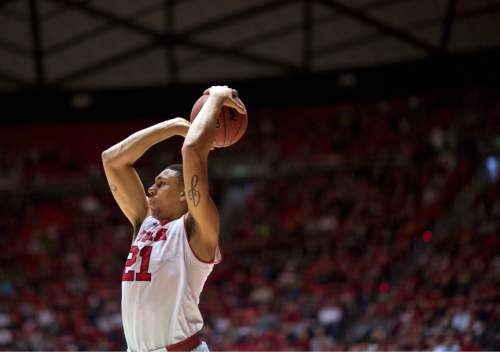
[166,163,184,187]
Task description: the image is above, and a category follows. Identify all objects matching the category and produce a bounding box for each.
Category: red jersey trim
[183,213,223,264]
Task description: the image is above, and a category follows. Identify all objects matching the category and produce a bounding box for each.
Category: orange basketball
[190,94,248,148]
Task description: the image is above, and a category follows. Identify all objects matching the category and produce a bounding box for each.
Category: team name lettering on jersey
[137,225,169,243]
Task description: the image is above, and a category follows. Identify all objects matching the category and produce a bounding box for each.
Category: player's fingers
[227,97,246,114]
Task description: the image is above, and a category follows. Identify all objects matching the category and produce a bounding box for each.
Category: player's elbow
[181,143,205,158]
[101,149,115,165]
[102,147,130,168]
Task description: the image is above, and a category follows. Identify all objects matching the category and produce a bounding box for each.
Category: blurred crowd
[0,88,498,350]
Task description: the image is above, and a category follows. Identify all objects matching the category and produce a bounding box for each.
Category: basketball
[190,94,248,148]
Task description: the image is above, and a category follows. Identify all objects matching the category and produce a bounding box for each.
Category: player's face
[147,169,184,211]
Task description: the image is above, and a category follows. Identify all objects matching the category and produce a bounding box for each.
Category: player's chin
[147,197,157,208]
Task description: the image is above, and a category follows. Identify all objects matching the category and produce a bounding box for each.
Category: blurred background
[0,0,499,350]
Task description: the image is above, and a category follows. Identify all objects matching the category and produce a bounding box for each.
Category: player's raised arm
[181,86,246,261]
[102,118,190,231]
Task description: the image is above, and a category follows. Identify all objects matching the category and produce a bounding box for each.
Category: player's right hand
[204,85,246,115]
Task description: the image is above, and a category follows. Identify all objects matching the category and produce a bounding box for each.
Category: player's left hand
[204,85,247,115]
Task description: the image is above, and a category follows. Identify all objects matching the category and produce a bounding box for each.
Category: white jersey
[121,215,221,352]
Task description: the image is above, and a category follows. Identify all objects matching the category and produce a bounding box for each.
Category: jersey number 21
[122,245,152,281]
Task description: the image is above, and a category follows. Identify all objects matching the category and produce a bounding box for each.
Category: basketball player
[101,86,246,352]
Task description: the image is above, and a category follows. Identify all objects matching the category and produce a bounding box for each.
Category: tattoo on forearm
[187,175,200,207]
[110,184,118,193]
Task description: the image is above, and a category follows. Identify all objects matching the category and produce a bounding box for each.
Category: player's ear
[179,191,186,202]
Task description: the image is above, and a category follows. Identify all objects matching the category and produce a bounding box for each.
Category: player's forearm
[182,95,224,154]
[102,119,185,166]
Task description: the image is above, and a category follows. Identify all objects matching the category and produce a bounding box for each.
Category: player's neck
[151,208,183,223]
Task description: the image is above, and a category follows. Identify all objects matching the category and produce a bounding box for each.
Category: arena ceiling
[0,0,500,92]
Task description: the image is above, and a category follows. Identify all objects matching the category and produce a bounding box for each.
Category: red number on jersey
[122,245,152,281]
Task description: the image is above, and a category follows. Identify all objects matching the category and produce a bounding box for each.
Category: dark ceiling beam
[302,0,313,71]
[53,39,298,85]
[48,0,298,84]
[181,21,302,70]
[47,0,293,52]
[45,0,196,56]
[316,2,500,57]
[28,0,46,86]
[316,17,438,56]
[41,0,500,85]
[440,0,457,53]
[0,37,32,56]
[42,3,71,20]
[52,42,159,84]
[42,0,92,21]
[164,0,177,83]
[179,42,298,71]
[45,2,165,56]
[48,0,293,48]
[318,0,437,54]
[0,69,29,86]
[180,0,292,37]
[44,0,172,40]
[180,0,415,70]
